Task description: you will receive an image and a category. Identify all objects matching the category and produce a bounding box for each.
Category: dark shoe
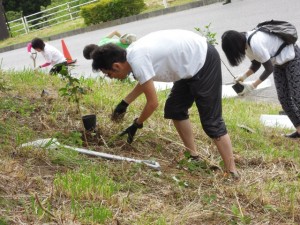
[223,0,231,5]
[230,171,240,180]
[285,131,300,139]
[189,155,201,161]
[224,171,240,181]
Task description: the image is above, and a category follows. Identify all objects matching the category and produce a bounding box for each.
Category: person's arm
[124,83,145,103]
[27,43,32,53]
[252,59,273,88]
[122,79,158,123]
[239,59,273,95]
[119,79,158,144]
[236,60,261,81]
[39,62,51,68]
[106,30,122,39]
[134,79,159,124]
[111,82,145,121]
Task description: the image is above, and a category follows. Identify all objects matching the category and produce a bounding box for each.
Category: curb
[0,0,222,53]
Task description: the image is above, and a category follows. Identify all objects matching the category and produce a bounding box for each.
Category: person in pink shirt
[27,38,67,75]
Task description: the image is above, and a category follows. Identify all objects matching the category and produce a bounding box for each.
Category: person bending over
[89,29,239,179]
[27,38,67,75]
[222,28,300,138]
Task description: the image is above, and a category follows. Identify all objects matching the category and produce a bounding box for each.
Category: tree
[0,0,9,40]
[3,0,51,17]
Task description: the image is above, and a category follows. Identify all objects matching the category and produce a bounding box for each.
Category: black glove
[120,118,143,144]
[111,100,129,121]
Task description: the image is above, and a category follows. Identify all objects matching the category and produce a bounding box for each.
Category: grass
[0,68,299,224]
[0,0,197,49]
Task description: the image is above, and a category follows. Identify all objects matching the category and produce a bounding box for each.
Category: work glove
[111,100,129,121]
[238,82,255,96]
[120,118,143,144]
[34,66,40,71]
[235,74,248,82]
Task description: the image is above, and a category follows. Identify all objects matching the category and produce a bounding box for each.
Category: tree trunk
[0,0,9,41]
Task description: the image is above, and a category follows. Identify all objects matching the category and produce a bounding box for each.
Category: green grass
[0,69,299,224]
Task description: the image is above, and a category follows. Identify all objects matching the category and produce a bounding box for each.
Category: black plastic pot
[232,83,244,94]
[82,114,96,131]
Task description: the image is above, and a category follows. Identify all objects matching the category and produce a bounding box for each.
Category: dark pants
[49,61,68,75]
[274,45,300,127]
[164,44,227,138]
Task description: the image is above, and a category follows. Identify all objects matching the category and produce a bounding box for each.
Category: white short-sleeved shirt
[126,29,208,84]
[42,43,66,66]
[246,30,295,65]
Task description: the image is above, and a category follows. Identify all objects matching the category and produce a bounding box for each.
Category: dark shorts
[164,44,227,138]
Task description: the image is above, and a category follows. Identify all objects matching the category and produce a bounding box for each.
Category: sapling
[58,65,89,145]
[195,23,218,46]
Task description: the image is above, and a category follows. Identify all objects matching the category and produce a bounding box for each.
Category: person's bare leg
[173,119,198,157]
[213,134,237,173]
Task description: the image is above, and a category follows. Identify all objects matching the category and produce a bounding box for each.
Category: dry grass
[0,69,299,224]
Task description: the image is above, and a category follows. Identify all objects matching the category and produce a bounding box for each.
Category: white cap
[120,33,137,45]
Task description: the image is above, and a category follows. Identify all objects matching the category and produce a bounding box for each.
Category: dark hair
[31,38,45,50]
[91,43,127,72]
[83,44,98,60]
[221,30,247,66]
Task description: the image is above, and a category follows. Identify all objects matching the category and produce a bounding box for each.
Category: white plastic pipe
[21,138,161,170]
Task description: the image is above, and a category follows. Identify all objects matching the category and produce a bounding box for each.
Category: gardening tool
[221,59,244,94]
[21,138,161,170]
[31,52,37,68]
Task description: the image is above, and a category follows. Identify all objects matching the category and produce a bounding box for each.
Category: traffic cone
[61,39,77,64]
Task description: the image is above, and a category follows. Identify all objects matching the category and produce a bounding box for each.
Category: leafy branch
[195,23,218,46]
[58,65,89,145]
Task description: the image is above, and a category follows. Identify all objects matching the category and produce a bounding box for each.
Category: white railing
[7,0,169,37]
[7,0,97,36]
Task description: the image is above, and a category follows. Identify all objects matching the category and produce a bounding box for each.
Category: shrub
[80,0,145,26]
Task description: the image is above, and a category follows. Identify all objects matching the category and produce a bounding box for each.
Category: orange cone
[61,39,77,64]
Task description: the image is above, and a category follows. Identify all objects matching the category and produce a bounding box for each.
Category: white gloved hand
[235,74,248,82]
[34,66,40,71]
[238,82,256,96]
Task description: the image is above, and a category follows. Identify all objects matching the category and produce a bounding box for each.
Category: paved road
[1,0,300,103]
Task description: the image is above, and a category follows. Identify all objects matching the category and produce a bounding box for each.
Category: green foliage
[54,166,119,200]
[3,0,51,16]
[195,23,218,46]
[78,204,113,223]
[59,66,87,104]
[81,0,145,26]
[0,218,8,225]
[5,11,22,21]
[230,204,252,224]
[0,76,10,92]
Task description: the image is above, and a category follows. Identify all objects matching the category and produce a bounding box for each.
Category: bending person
[221,29,300,138]
[27,38,67,75]
[89,29,239,179]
